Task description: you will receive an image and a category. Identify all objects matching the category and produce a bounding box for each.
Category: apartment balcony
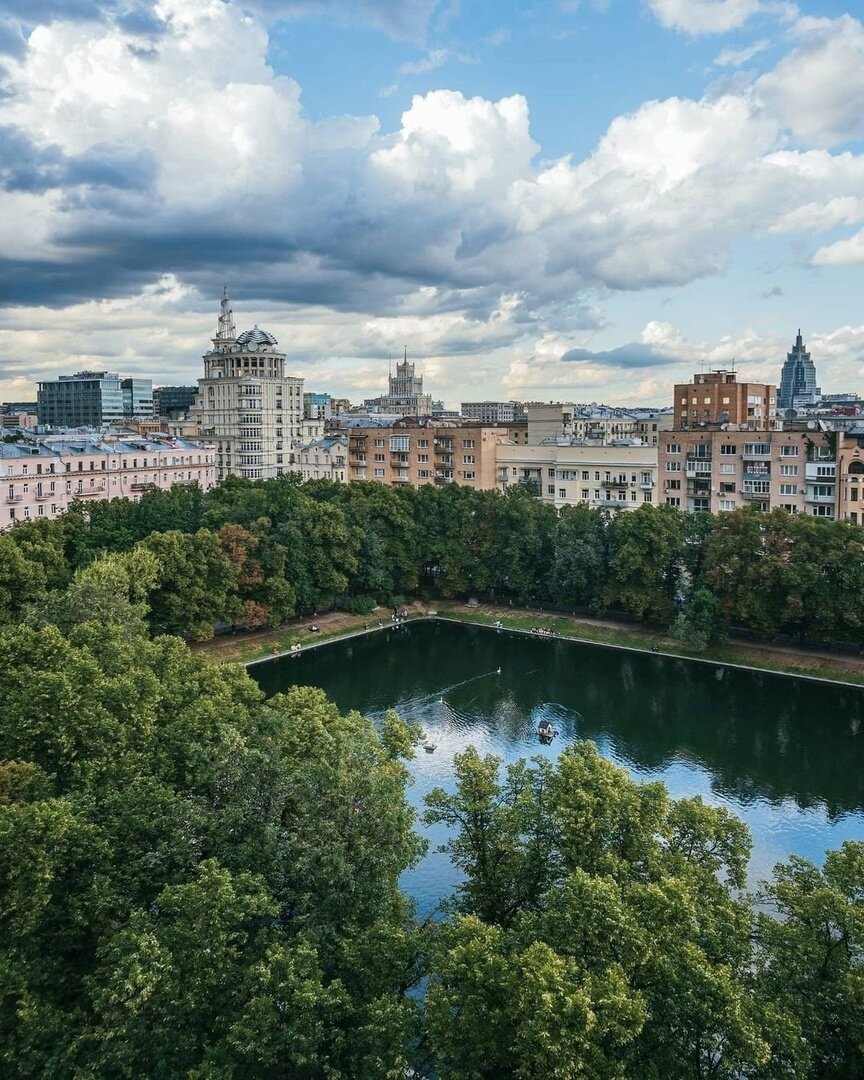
[435,475,453,486]
[600,478,629,488]
[75,485,106,496]
[740,488,770,500]
[742,469,770,480]
[5,494,21,503]
[685,463,712,478]
[741,447,771,458]
[600,498,628,508]
[805,463,837,481]
[685,452,712,463]
[806,492,836,504]
[640,479,656,489]
[435,443,454,454]
[131,482,155,491]
[35,491,51,500]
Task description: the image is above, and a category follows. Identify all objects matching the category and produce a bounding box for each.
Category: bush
[343,596,376,615]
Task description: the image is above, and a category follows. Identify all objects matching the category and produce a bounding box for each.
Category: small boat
[423,741,437,753]
[537,720,557,742]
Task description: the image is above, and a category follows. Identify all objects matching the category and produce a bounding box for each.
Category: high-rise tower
[191,289,304,481]
[779,330,821,410]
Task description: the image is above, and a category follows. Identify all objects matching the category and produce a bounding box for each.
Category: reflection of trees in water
[255,621,864,820]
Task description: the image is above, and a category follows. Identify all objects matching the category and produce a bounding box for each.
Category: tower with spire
[778,330,821,410]
[192,288,304,481]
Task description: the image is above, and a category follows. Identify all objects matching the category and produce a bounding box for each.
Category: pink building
[1,434,216,529]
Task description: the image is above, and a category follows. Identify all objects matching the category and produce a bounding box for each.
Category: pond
[251,619,864,916]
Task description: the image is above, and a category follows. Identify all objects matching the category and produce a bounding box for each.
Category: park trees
[604,505,686,622]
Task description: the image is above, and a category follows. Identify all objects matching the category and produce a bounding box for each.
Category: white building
[192,289,304,481]
[496,443,658,510]
[298,436,348,483]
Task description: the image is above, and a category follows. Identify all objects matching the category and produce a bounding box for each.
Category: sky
[0,0,863,408]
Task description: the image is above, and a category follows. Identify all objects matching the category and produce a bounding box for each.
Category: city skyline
[0,0,862,406]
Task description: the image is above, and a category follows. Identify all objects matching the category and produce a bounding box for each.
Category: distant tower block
[779,330,821,410]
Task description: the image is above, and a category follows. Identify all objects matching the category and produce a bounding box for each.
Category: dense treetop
[2,476,864,647]
[1,482,863,1075]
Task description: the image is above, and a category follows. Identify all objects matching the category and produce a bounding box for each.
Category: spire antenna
[215,285,236,341]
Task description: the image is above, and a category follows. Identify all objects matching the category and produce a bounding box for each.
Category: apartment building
[345,417,505,490]
[461,401,526,423]
[0,434,216,530]
[191,289,304,481]
[659,369,836,517]
[524,403,670,446]
[496,443,658,510]
[298,436,348,483]
[836,430,864,525]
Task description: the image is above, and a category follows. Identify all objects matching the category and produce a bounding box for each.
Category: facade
[779,330,821,410]
[0,434,216,530]
[304,392,332,421]
[191,289,304,481]
[524,403,669,446]
[461,401,526,423]
[363,355,433,416]
[154,385,197,418]
[2,411,37,430]
[346,417,505,489]
[37,371,126,427]
[659,368,837,517]
[121,378,155,420]
[298,436,348,482]
[673,369,777,431]
[836,431,864,525]
[496,443,658,510]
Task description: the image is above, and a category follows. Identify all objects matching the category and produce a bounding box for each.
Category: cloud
[646,0,764,35]
[1,2,864,404]
[561,342,684,368]
[244,0,441,42]
[755,15,864,146]
[761,285,783,297]
[812,229,864,267]
[398,48,452,75]
[714,38,770,66]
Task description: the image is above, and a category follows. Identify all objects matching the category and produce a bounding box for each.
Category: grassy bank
[192,601,864,688]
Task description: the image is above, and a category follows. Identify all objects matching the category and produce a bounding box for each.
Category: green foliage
[343,595,377,615]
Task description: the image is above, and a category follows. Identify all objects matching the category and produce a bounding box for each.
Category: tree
[551,504,608,610]
[604,506,686,622]
[140,528,242,638]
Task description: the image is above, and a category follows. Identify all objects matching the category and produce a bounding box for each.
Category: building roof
[235,326,278,348]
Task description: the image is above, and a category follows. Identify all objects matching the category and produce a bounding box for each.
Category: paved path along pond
[251,619,864,916]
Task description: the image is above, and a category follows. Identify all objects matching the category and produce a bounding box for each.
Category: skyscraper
[779,330,821,410]
[191,288,304,481]
[37,371,153,427]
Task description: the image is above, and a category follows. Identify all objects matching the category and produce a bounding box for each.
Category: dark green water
[251,620,864,915]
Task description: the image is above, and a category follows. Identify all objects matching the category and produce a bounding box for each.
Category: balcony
[5,494,21,503]
[806,492,835,504]
[742,468,770,480]
[685,463,712,477]
[600,478,629,488]
[685,452,712,463]
[640,479,656,489]
[131,482,155,491]
[75,485,106,496]
[435,442,454,454]
[600,498,628,508]
[740,488,770,500]
[742,446,771,458]
[805,463,836,481]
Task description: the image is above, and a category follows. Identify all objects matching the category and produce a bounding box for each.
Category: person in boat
[538,720,555,739]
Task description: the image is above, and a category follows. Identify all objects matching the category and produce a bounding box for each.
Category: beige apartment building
[346,418,507,490]
[298,436,348,483]
[659,369,836,518]
[496,443,658,510]
[836,431,864,525]
[192,289,304,481]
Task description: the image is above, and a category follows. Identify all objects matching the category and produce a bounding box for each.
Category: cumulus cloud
[755,15,864,146]
[812,229,864,267]
[646,0,765,35]
[1,1,864,403]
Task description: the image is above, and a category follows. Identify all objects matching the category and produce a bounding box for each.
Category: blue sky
[0,0,862,406]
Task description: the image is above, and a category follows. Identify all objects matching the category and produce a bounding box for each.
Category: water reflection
[252,620,864,913]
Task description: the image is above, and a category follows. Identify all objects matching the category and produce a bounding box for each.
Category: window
[594,471,600,481]
[665,461,681,472]
[779,484,798,495]
[780,464,798,476]
[463,456,476,465]
[815,465,835,478]
[744,443,770,456]
[812,505,834,518]
[548,485,555,495]
[850,488,859,502]
[779,445,799,457]
[558,488,566,499]
[666,443,681,454]
[463,471,476,480]
[463,439,475,448]
[719,500,736,511]
[581,470,589,481]
[582,489,589,500]
[418,454,429,463]
[720,444,735,456]
[631,491,637,501]
[811,484,834,498]
[594,489,600,500]
[666,479,681,490]
[666,497,680,507]
[374,438,385,447]
[720,482,735,493]
[720,463,735,474]
[374,468,385,477]
[417,439,429,448]
[389,436,409,452]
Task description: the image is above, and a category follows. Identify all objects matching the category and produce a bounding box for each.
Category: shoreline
[193,604,864,689]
